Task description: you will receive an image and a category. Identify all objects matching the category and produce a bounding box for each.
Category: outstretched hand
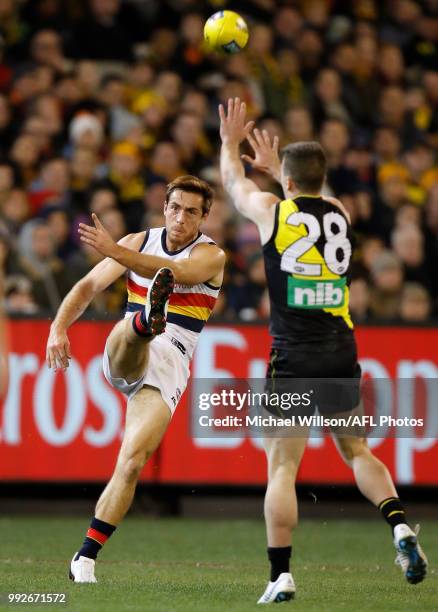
[242,128,281,181]
[219,97,254,147]
[78,213,118,258]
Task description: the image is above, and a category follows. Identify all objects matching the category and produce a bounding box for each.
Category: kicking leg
[257,434,308,604]
[106,316,152,384]
[106,267,174,384]
[70,386,171,582]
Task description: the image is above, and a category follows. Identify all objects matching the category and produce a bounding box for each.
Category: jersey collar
[161,228,202,255]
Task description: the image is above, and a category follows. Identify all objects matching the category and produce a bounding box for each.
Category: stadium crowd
[0,0,437,323]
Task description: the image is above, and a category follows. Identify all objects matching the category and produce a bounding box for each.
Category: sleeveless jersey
[125,227,220,358]
[263,195,354,347]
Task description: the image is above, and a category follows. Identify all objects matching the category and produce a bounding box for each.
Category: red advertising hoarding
[1,320,437,485]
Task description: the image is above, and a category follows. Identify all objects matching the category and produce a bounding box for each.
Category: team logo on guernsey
[287,277,346,309]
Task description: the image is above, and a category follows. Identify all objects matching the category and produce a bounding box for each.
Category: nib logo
[287,277,346,309]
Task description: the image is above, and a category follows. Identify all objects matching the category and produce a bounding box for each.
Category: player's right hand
[242,129,281,181]
[218,97,254,146]
[46,328,71,371]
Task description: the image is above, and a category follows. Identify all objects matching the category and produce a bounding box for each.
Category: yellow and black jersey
[263,195,354,348]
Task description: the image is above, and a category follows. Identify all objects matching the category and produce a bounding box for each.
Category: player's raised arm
[78,214,225,286]
[46,232,143,371]
[218,98,278,229]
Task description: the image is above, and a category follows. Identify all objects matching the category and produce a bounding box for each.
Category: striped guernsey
[124,227,220,357]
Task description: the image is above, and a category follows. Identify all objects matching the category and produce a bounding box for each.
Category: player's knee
[337,437,369,465]
[267,441,302,479]
[119,452,147,484]
[269,460,299,483]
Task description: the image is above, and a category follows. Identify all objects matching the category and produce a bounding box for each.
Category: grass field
[0,517,437,611]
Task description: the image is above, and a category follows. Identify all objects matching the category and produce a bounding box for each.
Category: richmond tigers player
[219,97,427,604]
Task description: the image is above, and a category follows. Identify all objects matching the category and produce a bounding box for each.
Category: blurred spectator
[147,141,185,184]
[171,112,211,175]
[349,277,371,323]
[29,157,70,213]
[142,181,166,228]
[227,251,267,321]
[29,29,71,75]
[273,6,303,51]
[97,141,145,232]
[320,119,360,196]
[69,113,105,153]
[70,147,99,213]
[4,274,38,314]
[391,224,430,288]
[9,133,41,186]
[41,205,77,259]
[312,68,352,129]
[173,13,213,82]
[99,207,126,242]
[369,251,404,320]
[17,219,78,312]
[399,282,432,322]
[284,106,314,143]
[100,73,139,141]
[70,0,147,62]
[394,203,422,229]
[1,189,30,235]
[358,236,386,277]
[89,188,118,216]
[31,93,63,137]
[379,45,405,86]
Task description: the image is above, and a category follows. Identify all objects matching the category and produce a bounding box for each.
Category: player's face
[164,189,206,245]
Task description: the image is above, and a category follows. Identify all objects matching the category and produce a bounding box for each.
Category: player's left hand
[219,97,254,146]
[242,128,281,181]
[78,213,118,258]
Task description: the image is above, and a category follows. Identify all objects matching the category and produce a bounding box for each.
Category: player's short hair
[281,141,327,193]
[166,175,213,215]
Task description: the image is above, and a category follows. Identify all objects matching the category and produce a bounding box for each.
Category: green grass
[0,517,437,611]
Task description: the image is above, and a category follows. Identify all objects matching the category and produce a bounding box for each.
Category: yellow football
[204,10,249,54]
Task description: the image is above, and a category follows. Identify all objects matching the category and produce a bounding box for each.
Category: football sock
[132,310,151,337]
[378,497,407,533]
[268,546,292,581]
[75,517,116,560]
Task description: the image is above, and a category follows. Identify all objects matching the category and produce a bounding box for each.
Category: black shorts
[264,336,361,416]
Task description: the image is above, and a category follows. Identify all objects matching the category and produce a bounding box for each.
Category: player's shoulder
[321,196,351,224]
[191,237,226,263]
[250,191,279,209]
[118,230,149,250]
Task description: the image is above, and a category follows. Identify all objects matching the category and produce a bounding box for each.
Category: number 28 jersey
[262,195,354,347]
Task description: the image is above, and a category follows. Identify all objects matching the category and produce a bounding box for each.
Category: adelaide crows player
[46,176,225,583]
[219,98,427,604]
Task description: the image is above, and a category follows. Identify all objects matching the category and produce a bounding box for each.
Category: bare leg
[333,434,397,505]
[95,386,171,525]
[106,316,153,384]
[263,434,308,547]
